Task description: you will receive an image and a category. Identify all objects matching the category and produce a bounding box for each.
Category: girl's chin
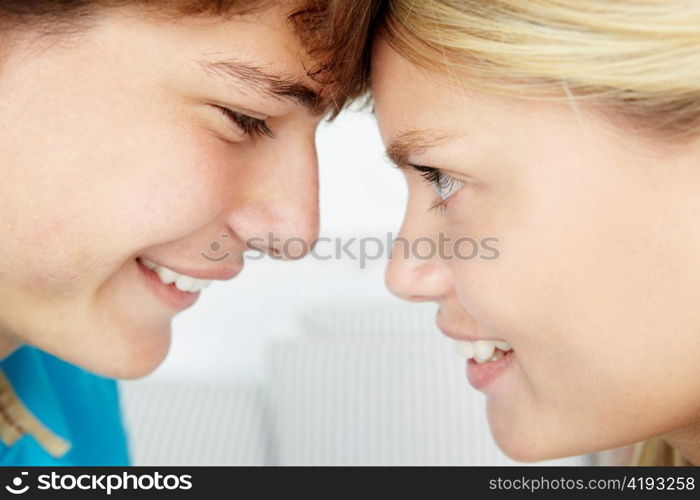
[488,408,616,463]
[486,400,560,463]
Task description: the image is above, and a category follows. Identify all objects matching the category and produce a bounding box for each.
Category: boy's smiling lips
[136,256,243,281]
[135,256,244,311]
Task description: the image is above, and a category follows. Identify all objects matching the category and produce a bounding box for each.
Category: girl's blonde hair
[629,437,692,466]
[380,0,700,142]
[379,0,700,466]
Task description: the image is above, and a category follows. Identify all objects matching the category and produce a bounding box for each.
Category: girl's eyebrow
[196,58,326,115]
[386,130,455,167]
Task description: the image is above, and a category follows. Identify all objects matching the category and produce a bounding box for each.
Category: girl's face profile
[372,38,700,462]
[0,4,324,378]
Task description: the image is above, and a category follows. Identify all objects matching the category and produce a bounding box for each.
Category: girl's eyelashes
[215,106,274,139]
[408,164,463,212]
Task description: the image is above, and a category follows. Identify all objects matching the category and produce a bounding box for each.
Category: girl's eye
[215,106,273,139]
[409,164,463,212]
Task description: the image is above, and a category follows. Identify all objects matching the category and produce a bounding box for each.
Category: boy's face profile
[0,3,327,378]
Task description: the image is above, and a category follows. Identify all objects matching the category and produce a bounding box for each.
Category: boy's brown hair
[0,0,383,115]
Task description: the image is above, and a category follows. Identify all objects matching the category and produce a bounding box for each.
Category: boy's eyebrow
[386,130,454,167]
[196,58,326,115]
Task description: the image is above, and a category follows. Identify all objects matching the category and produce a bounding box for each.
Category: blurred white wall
[146,107,414,383]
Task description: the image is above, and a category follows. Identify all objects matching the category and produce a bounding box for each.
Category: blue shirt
[0,345,130,466]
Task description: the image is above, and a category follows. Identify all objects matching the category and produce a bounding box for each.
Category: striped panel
[264,334,589,466]
[299,302,440,339]
[119,381,269,466]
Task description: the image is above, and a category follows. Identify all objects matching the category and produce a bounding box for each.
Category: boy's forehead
[191,5,331,111]
[196,56,328,115]
[165,0,376,114]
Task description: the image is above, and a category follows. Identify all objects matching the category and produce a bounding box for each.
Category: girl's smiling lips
[435,315,508,344]
[436,314,517,390]
[466,349,515,390]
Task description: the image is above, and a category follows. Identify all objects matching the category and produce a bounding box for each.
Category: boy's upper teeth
[140,258,212,293]
[454,339,512,362]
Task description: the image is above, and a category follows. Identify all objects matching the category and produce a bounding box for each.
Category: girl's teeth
[473,340,496,363]
[493,341,511,351]
[139,258,212,293]
[454,339,513,364]
[487,349,505,363]
[454,340,474,358]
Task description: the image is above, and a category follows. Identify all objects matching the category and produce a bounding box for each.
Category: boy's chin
[67,324,173,380]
